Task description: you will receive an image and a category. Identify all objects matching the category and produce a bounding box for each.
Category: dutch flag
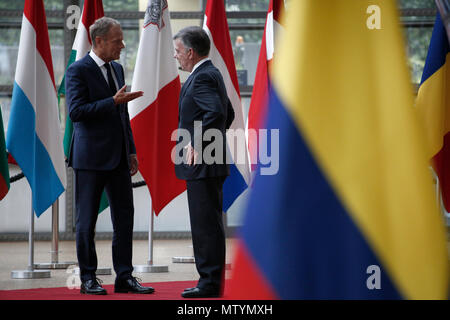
[6,0,66,216]
[203,0,251,211]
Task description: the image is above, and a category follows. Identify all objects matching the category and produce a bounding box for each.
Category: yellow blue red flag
[416,13,450,213]
[228,1,449,299]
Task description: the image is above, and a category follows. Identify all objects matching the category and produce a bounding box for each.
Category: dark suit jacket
[175,60,235,181]
[65,53,136,171]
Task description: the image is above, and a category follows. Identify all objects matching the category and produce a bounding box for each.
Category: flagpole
[172,212,232,270]
[148,208,154,265]
[34,198,77,269]
[134,206,168,273]
[11,197,51,279]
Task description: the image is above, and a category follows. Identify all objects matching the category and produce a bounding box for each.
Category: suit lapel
[85,54,124,95]
[180,75,193,99]
[180,60,212,99]
[84,54,110,91]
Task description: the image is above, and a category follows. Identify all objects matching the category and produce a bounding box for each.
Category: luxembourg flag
[247,0,284,169]
[129,0,185,215]
[6,0,66,217]
[204,0,251,211]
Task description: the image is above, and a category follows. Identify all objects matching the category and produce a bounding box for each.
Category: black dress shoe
[181,287,220,298]
[114,277,155,294]
[80,279,107,295]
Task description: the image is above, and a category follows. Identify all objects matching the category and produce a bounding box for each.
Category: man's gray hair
[90,17,121,47]
[173,26,210,57]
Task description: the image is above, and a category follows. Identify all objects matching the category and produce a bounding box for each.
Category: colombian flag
[228,1,449,299]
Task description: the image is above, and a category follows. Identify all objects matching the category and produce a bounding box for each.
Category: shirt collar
[191,58,210,74]
[89,50,107,68]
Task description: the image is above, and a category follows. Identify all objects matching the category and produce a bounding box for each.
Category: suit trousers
[74,156,134,282]
[186,176,226,292]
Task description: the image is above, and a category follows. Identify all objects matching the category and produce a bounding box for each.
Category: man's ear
[93,36,101,48]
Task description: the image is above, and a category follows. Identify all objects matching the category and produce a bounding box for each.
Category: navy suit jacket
[175,60,234,180]
[65,54,136,171]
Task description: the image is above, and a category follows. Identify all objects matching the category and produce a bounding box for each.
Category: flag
[0,108,9,201]
[204,0,251,211]
[129,0,185,215]
[6,0,66,216]
[58,0,108,213]
[247,0,284,169]
[416,13,450,213]
[228,1,449,299]
[58,0,104,158]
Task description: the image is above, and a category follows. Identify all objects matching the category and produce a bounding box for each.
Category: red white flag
[247,0,284,169]
[7,0,66,216]
[204,0,251,210]
[129,0,185,215]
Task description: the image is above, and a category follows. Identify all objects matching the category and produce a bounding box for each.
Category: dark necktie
[104,62,117,94]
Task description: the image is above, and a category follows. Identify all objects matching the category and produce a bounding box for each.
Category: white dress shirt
[89,50,119,91]
[191,57,210,75]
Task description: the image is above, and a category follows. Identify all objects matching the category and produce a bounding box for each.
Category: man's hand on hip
[129,154,138,176]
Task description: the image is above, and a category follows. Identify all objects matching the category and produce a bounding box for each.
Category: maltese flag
[129,0,185,215]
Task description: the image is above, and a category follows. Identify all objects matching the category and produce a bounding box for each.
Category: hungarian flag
[247,0,284,169]
[7,0,66,216]
[204,0,251,211]
[58,0,108,213]
[0,107,9,201]
[129,0,185,215]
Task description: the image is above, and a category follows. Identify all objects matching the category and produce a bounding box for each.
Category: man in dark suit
[65,17,154,295]
[173,26,235,298]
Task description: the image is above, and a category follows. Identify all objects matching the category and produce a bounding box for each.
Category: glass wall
[0,0,442,236]
[1,1,436,126]
[398,0,436,85]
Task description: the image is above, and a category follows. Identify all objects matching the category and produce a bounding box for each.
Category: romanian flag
[416,13,450,213]
[0,107,9,201]
[229,1,449,299]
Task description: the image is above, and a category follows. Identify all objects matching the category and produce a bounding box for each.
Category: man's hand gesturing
[113,85,143,105]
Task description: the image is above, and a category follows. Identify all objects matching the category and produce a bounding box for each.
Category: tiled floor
[0,238,237,291]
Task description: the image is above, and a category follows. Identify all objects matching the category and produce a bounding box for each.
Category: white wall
[0,166,248,234]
